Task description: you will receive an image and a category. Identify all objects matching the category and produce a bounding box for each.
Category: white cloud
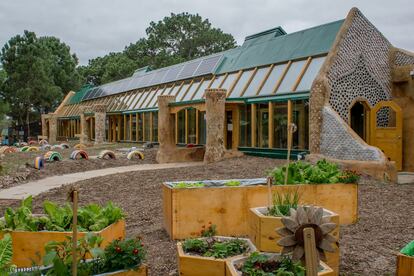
[0,0,412,65]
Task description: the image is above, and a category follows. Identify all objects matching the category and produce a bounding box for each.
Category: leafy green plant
[183,237,249,259]
[43,233,104,276]
[0,234,15,274]
[201,222,216,237]
[0,198,124,233]
[240,252,305,276]
[224,180,241,187]
[269,159,359,185]
[101,237,146,272]
[401,240,414,257]
[267,189,300,217]
[173,182,205,189]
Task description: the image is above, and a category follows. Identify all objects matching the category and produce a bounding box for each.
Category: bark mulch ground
[0,156,412,275]
[0,147,157,189]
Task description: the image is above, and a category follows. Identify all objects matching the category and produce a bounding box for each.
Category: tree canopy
[0,31,82,126]
[81,12,236,86]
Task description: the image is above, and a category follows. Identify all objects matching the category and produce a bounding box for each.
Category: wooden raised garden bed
[397,253,414,276]
[248,207,340,274]
[0,219,125,268]
[226,253,334,276]
[163,179,357,239]
[177,236,256,276]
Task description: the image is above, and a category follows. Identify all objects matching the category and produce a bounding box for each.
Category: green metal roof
[216,19,344,74]
[68,84,94,105]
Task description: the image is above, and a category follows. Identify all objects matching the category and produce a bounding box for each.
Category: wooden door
[370,101,403,170]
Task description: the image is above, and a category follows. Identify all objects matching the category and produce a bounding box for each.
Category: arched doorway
[350,101,370,142]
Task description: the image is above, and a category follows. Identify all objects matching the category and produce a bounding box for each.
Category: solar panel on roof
[194,55,222,76]
[139,72,156,87]
[149,69,168,86]
[178,60,202,79]
[163,64,184,83]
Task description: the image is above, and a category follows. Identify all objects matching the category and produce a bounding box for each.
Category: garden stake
[303,227,318,276]
[71,189,78,276]
[267,176,272,209]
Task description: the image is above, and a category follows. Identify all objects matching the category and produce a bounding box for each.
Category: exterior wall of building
[310,8,392,163]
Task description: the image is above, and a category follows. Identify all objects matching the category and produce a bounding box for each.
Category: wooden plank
[149,112,153,142]
[136,113,139,142]
[397,253,414,276]
[185,109,188,144]
[123,114,127,140]
[175,113,178,144]
[129,114,133,141]
[195,110,199,144]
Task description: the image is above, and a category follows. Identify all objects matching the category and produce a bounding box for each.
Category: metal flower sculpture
[276,206,337,263]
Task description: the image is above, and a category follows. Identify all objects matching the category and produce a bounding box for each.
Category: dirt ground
[0,156,412,275]
[0,144,157,189]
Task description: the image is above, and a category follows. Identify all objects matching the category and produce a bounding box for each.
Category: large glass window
[182,81,200,101]
[272,102,288,148]
[243,67,269,97]
[148,89,163,108]
[136,90,150,109]
[144,112,151,141]
[193,78,212,100]
[198,111,207,144]
[187,109,197,144]
[277,60,307,93]
[142,88,157,108]
[230,70,254,97]
[296,57,325,91]
[258,64,287,96]
[137,113,143,141]
[176,82,191,102]
[131,114,137,141]
[292,100,309,150]
[256,103,269,148]
[209,75,225,89]
[152,111,158,142]
[170,82,183,96]
[239,105,252,147]
[177,110,186,144]
[220,72,238,92]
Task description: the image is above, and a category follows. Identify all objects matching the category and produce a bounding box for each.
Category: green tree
[82,12,236,85]
[0,31,81,134]
[0,69,9,120]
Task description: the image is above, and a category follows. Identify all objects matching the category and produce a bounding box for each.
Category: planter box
[226,253,334,276]
[163,180,357,239]
[177,236,256,276]
[397,253,414,276]
[0,219,125,268]
[248,207,340,275]
[95,264,147,276]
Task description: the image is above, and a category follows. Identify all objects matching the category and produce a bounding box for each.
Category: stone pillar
[41,114,48,137]
[93,104,107,145]
[156,95,177,163]
[49,114,58,144]
[79,106,90,144]
[204,89,226,163]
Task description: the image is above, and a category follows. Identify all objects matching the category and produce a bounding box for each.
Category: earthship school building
[44,8,414,178]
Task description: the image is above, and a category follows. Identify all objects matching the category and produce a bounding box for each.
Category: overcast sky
[0,0,412,65]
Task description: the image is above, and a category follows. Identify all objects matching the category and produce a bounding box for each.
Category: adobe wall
[93,104,106,145]
[309,8,396,179]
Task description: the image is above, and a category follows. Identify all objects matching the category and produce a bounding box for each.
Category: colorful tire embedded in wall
[70,150,89,160]
[39,139,48,146]
[41,144,52,151]
[60,143,70,149]
[3,147,18,154]
[127,150,144,160]
[51,145,64,150]
[44,151,63,162]
[19,142,28,147]
[28,140,37,145]
[27,146,40,152]
[20,146,30,152]
[74,143,87,150]
[98,150,116,160]
[34,156,45,170]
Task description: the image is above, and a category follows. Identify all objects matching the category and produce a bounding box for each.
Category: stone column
[93,104,107,145]
[48,114,58,144]
[79,106,90,144]
[156,95,177,163]
[41,114,48,137]
[204,89,226,163]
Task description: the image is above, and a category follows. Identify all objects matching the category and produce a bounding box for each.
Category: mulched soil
[0,146,157,189]
[0,156,412,275]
